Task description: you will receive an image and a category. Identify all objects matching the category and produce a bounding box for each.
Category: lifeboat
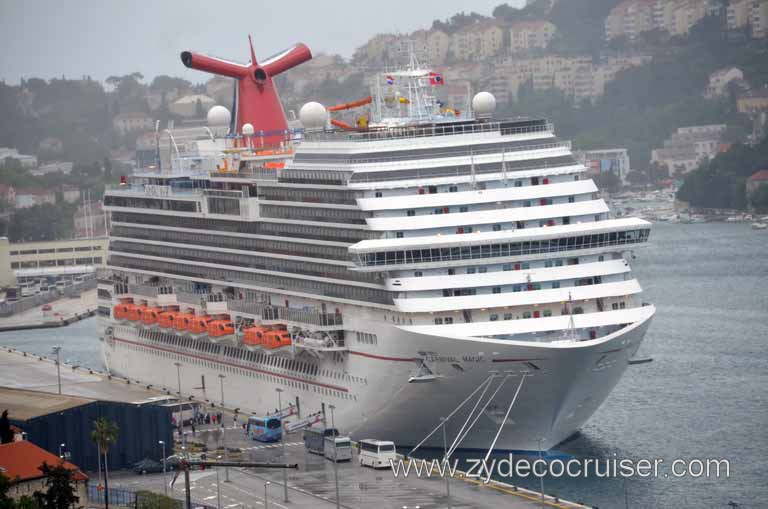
[263,329,292,350]
[208,319,235,341]
[189,315,212,335]
[141,307,163,326]
[158,311,179,329]
[173,313,196,332]
[113,303,132,320]
[126,304,145,321]
[243,325,270,350]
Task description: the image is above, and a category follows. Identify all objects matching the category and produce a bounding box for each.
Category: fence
[87,484,217,509]
[0,277,97,317]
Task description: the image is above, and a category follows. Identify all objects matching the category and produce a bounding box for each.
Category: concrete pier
[0,289,97,332]
[0,348,592,509]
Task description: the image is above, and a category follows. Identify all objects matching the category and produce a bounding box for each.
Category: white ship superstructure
[99,59,654,452]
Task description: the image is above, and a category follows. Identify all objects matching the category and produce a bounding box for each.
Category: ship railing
[304,121,553,143]
[210,167,280,181]
[175,290,209,307]
[228,300,343,328]
[303,140,571,166]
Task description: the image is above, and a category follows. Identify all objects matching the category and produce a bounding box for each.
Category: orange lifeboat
[243,326,270,348]
[141,307,163,325]
[208,319,234,338]
[174,313,195,332]
[126,304,144,321]
[113,303,131,320]
[158,311,179,328]
[263,329,292,350]
[189,315,212,335]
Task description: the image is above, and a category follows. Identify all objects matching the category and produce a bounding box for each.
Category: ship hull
[100,307,653,452]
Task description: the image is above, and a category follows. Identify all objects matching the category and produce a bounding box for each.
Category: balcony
[228,300,344,330]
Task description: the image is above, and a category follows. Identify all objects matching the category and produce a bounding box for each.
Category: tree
[0,472,14,509]
[91,417,119,509]
[750,185,768,212]
[32,462,78,509]
[595,171,622,193]
[0,410,13,444]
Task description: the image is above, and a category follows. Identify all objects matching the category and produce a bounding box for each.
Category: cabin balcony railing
[228,300,343,328]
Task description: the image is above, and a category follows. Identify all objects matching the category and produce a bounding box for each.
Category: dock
[0,348,592,509]
[0,289,97,332]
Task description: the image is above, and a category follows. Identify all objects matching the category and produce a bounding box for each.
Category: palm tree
[91,417,119,509]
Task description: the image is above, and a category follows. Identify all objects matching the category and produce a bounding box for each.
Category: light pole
[275,388,288,503]
[538,437,545,507]
[52,346,62,394]
[329,404,340,509]
[218,374,229,482]
[264,481,271,509]
[58,443,65,459]
[441,417,451,509]
[159,440,167,496]
[216,456,222,509]
[174,362,185,449]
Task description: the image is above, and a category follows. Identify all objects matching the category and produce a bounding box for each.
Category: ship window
[543,310,553,317]
[414,271,423,277]
[523,311,532,319]
[478,267,487,273]
[445,317,453,324]
[521,262,530,269]
[407,210,415,216]
[552,281,560,289]
[514,180,522,187]
[493,224,501,231]
[574,175,580,181]
[504,313,513,320]
[466,267,476,274]
[620,302,626,309]
[503,264,512,271]
[428,186,437,194]
[490,314,499,321]
[447,268,455,275]
[375,191,383,197]
[569,196,575,203]
[434,317,443,325]
[449,186,458,193]
[513,285,521,292]
[492,287,501,294]
[459,206,468,213]
[396,232,404,238]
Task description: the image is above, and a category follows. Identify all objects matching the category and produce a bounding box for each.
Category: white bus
[358,439,396,469]
[324,436,352,462]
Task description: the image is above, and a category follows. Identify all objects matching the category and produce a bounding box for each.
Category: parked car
[133,458,165,474]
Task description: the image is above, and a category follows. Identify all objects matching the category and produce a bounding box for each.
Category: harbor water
[1,223,766,508]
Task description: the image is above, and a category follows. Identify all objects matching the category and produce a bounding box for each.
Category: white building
[0,147,37,168]
[113,112,154,135]
[705,67,744,98]
[169,94,216,118]
[651,124,727,174]
[576,148,632,183]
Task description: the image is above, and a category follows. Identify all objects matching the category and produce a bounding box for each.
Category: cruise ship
[98,39,655,452]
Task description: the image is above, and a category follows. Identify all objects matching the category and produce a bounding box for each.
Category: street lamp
[58,443,66,459]
[174,362,185,449]
[275,388,288,503]
[216,455,222,509]
[264,481,271,509]
[52,346,62,394]
[218,374,229,482]
[329,404,340,509]
[158,440,167,496]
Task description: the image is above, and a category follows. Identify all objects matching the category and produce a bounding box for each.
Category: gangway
[284,410,324,433]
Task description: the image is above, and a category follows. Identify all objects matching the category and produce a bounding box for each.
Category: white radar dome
[299,102,328,129]
[207,105,231,127]
[241,123,255,136]
[472,91,497,118]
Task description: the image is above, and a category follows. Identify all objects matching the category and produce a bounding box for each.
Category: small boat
[751,222,767,230]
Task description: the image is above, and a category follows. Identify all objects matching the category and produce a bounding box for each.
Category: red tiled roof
[748,169,768,182]
[0,441,88,482]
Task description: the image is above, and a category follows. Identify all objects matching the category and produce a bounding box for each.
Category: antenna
[247,35,258,66]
